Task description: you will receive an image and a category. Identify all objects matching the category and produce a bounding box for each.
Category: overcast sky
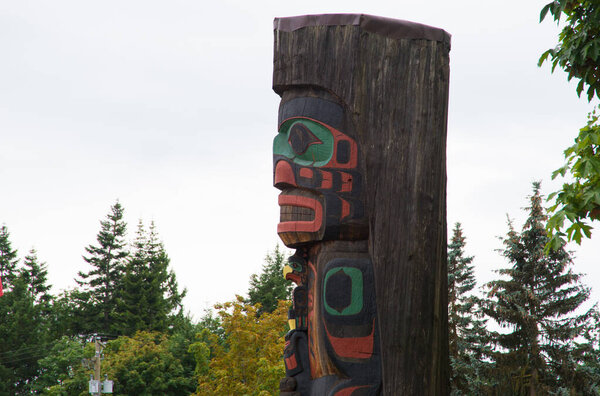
[1,0,597,319]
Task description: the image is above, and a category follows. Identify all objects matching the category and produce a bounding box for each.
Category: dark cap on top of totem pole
[273,13,451,44]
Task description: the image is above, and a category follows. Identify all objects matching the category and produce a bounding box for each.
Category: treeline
[0,202,291,395]
[449,183,600,395]
[2,184,600,395]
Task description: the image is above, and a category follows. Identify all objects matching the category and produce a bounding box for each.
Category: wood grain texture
[274,17,450,395]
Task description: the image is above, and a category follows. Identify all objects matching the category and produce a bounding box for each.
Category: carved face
[273,96,366,247]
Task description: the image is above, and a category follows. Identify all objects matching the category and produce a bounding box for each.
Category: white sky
[1,1,597,320]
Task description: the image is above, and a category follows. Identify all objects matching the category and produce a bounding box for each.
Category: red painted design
[328,131,358,169]
[324,319,375,359]
[299,167,314,179]
[334,385,370,396]
[278,195,323,233]
[340,172,353,192]
[285,272,301,284]
[340,198,350,219]
[307,260,316,378]
[275,160,297,187]
[320,170,333,189]
[285,354,298,370]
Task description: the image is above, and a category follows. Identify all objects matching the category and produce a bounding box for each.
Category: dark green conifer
[247,244,292,315]
[75,201,129,334]
[485,182,600,394]
[0,248,54,394]
[0,225,19,290]
[447,223,493,395]
[113,220,185,335]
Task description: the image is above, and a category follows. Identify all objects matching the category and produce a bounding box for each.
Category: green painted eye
[290,261,303,273]
[274,118,334,167]
[323,267,363,316]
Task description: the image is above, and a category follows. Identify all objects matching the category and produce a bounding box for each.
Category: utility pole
[88,335,112,395]
[94,337,101,396]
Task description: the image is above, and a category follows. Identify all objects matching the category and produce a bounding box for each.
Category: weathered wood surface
[274,14,451,395]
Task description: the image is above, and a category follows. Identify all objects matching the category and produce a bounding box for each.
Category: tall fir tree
[0,248,54,394]
[447,223,492,395]
[0,225,19,290]
[75,201,129,335]
[21,249,52,307]
[113,220,185,336]
[485,182,600,395]
[247,244,292,315]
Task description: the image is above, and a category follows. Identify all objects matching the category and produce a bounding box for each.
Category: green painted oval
[323,267,363,316]
[273,118,334,167]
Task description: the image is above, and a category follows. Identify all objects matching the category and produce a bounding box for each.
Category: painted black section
[308,375,340,396]
[279,97,344,130]
[320,257,381,390]
[322,258,377,332]
[273,156,365,244]
[289,123,322,155]
[284,330,311,390]
[325,270,352,313]
[329,381,381,396]
[336,140,351,164]
[292,285,308,330]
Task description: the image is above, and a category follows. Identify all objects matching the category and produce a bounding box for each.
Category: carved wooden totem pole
[273,14,451,395]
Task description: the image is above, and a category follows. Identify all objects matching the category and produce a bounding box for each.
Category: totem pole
[273,14,451,395]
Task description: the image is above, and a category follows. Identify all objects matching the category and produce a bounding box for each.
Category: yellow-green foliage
[190,296,288,396]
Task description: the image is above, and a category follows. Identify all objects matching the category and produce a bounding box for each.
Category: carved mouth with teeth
[280,205,315,222]
[277,189,324,246]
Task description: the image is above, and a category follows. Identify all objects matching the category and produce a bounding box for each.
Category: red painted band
[340,172,353,192]
[299,167,314,179]
[334,385,370,396]
[320,170,333,189]
[340,198,350,220]
[285,354,298,370]
[324,319,375,359]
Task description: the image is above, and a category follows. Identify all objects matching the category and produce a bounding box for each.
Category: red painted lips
[277,194,323,233]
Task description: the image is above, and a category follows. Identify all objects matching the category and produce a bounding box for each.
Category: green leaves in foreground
[539,0,600,101]
[547,109,600,249]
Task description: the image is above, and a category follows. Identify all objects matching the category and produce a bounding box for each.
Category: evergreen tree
[485,182,600,395]
[247,245,292,315]
[113,220,185,336]
[21,249,52,307]
[0,225,19,290]
[75,201,129,335]
[0,249,54,394]
[447,223,492,395]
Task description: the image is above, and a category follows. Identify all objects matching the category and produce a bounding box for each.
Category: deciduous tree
[104,331,195,395]
[191,296,287,395]
[540,1,600,246]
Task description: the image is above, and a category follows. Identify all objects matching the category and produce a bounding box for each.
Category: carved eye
[323,267,363,316]
[288,123,322,155]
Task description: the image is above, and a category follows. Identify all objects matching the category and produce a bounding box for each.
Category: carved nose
[274,160,297,189]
